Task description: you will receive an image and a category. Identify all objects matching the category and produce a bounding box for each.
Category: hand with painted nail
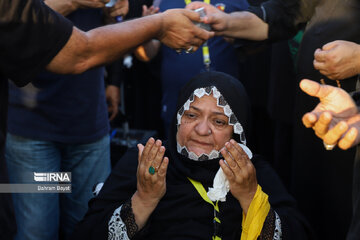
[300,79,360,150]
[131,137,169,229]
[219,139,257,214]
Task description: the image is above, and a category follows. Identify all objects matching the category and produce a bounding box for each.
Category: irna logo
[34,172,71,182]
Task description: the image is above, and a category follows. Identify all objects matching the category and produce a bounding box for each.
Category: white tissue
[207,144,253,202]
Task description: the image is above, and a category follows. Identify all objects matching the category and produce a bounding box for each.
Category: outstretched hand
[157,9,214,51]
[185,2,229,35]
[185,1,220,16]
[219,139,257,214]
[185,2,268,40]
[300,79,360,150]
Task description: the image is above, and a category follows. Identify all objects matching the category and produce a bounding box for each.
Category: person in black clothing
[300,39,360,240]
[71,71,314,240]
[0,0,214,238]
[186,1,360,238]
[0,1,73,237]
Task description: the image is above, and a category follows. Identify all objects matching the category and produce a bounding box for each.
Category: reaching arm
[185,2,268,40]
[46,9,214,74]
[186,0,306,41]
[213,11,268,40]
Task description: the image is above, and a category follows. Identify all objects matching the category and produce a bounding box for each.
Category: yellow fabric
[187,177,219,212]
[240,185,270,240]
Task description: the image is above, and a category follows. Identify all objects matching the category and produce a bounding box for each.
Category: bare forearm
[84,18,162,66]
[222,11,268,40]
[44,0,77,16]
[46,14,163,74]
[131,191,159,230]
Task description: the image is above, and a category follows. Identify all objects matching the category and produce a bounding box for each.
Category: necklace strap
[188,177,222,239]
[185,0,210,4]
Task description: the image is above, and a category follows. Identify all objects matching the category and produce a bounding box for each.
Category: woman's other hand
[132,138,169,229]
[220,139,257,214]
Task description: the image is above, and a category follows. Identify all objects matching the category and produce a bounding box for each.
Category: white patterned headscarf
[176,86,253,202]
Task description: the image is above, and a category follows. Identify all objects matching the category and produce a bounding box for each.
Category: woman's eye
[186,113,196,118]
[214,119,226,126]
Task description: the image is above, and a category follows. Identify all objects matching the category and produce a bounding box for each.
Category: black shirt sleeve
[247,0,308,41]
[0,0,73,86]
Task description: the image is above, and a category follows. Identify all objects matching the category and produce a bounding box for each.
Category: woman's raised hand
[131,138,169,229]
[135,138,169,205]
[220,139,257,214]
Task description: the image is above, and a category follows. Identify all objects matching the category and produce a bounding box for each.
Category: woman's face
[176,95,233,156]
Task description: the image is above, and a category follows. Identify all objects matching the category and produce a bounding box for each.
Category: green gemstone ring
[149,166,156,175]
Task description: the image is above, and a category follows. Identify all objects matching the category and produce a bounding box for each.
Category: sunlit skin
[176,95,233,156]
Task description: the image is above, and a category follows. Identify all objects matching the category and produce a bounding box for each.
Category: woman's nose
[195,119,211,135]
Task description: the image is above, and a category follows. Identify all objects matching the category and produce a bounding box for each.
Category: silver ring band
[185,46,194,53]
[323,141,336,150]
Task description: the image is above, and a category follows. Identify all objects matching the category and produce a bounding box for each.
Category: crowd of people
[1,0,360,239]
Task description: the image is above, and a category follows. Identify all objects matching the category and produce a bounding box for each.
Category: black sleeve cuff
[247,0,304,41]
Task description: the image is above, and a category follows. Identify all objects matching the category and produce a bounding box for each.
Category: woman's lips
[191,139,212,146]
